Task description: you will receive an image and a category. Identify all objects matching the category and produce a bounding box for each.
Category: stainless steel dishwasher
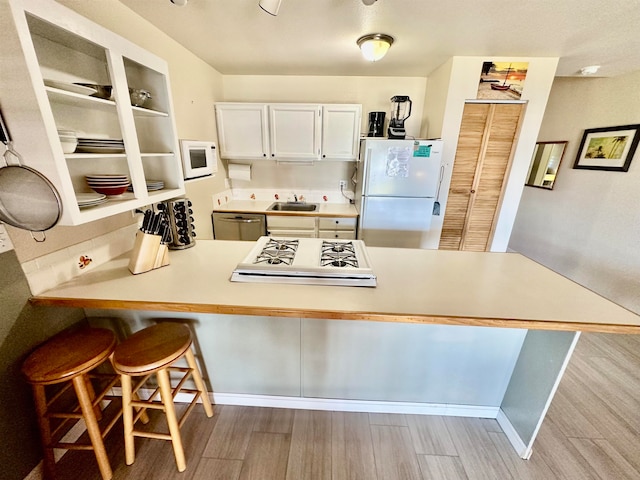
[211,212,266,240]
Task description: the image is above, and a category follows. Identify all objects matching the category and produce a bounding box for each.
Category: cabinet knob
[263,153,267,157]
[323,154,326,158]
[271,153,275,157]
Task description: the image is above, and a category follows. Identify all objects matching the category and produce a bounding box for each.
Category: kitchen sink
[267,202,318,212]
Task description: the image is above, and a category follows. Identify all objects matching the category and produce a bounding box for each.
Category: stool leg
[32,384,56,480]
[156,368,186,472]
[120,374,135,466]
[184,348,214,418]
[72,375,112,480]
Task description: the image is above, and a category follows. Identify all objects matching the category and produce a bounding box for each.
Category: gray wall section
[0,250,85,480]
[500,329,577,445]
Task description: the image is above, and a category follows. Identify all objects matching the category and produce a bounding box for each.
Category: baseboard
[132,387,499,418]
[496,408,531,459]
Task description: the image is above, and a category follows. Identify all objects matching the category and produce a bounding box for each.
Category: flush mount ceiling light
[362,0,378,5]
[580,65,601,75]
[259,0,282,16]
[357,33,394,62]
[170,0,188,5]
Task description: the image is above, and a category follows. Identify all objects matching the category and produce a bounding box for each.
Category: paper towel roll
[228,163,251,181]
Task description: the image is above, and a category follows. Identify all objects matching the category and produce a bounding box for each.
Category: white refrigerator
[355,139,443,248]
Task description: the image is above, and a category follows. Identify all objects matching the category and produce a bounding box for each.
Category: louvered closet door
[440,102,524,251]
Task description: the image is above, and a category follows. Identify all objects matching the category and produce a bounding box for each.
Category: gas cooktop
[230,237,377,287]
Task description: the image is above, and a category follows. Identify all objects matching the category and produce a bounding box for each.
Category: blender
[387,95,412,139]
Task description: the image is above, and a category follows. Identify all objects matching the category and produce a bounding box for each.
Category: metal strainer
[0,111,62,241]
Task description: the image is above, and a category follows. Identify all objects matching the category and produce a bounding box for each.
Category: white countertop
[213,200,358,217]
[31,240,640,334]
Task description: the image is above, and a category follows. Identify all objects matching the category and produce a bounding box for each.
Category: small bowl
[129,88,152,107]
[90,185,129,196]
[60,138,78,154]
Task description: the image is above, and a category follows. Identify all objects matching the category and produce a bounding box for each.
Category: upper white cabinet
[5,0,184,226]
[269,104,321,161]
[321,104,362,161]
[215,102,361,162]
[214,103,270,159]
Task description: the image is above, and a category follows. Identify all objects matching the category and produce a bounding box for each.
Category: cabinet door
[440,102,524,251]
[321,104,362,161]
[269,104,321,160]
[215,103,269,159]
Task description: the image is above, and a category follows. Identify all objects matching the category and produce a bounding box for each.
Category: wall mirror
[525,141,568,190]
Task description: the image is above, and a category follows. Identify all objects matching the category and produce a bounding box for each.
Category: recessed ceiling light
[580,65,600,75]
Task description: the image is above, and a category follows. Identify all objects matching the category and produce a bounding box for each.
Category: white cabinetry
[318,217,357,239]
[321,104,362,161]
[269,104,321,161]
[214,103,269,159]
[267,215,357,239]
[215,102,361,162]
[266,215,317,238]
[7,0,185,225]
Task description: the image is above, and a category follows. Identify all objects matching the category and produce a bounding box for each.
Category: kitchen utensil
[433,165,445,215]
[388,95,412,139]
[0,110,61,241]
[129,88,152,107]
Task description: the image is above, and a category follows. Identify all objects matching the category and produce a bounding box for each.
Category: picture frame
[573,124,640,171]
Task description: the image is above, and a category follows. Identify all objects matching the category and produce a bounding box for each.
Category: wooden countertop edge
[29,296,640,335]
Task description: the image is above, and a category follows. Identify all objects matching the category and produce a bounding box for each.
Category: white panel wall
[509,71,640,315]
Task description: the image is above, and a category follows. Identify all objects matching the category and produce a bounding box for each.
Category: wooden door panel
[440,103,524,251]
[440,104,489,250]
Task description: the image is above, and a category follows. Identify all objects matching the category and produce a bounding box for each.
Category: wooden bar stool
[22,327,121,480]
[112,322,214,472]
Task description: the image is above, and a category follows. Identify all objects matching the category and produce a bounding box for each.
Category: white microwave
[180,140,218,180]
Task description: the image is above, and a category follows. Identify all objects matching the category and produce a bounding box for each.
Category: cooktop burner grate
[320,241,359,268]
[254,239,298,266]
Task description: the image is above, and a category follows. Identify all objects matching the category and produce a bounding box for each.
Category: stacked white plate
[86,174,131,196]
[77,192,107,209]
[127,179,165,192]
[76,138,125,154]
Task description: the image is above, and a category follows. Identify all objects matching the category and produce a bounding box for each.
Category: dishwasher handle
[218,216,261,223]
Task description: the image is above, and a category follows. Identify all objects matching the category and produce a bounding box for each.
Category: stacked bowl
[86,174,130,196]
[58,129,77,153]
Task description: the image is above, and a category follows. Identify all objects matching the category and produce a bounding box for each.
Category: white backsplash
[229,188,354,204]
[21,223,139,295]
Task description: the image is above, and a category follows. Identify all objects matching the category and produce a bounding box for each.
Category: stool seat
[112,323,191,375]
[22,327,116,385]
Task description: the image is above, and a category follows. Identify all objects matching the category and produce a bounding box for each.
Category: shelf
[140,152,174,157]
[46,87,116,111]
[132,106,168,117]
[65,153,127,160]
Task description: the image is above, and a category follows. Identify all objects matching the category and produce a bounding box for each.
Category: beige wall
[509,71,640,315]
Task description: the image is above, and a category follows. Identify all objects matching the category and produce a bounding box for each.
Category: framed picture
[573,124,640,171]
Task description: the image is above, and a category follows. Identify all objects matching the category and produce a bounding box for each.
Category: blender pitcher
[387,95,412,139]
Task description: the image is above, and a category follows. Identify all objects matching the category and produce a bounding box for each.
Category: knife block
[128,231,170,274]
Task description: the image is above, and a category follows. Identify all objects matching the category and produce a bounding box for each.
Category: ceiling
[117,0,640,78]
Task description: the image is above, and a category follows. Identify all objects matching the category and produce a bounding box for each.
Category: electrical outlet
[0,224,14,253]
[339,180,347,189]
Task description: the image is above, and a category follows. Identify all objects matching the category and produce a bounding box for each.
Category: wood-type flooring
[53,332,640,479]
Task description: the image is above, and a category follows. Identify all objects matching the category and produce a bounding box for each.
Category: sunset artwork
[477,61,529,100]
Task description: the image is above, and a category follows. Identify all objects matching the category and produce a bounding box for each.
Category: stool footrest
[133,430,172,441]
[54,442,95,451]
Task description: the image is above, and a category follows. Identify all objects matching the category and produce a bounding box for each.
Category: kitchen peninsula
[30,240,640,460]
